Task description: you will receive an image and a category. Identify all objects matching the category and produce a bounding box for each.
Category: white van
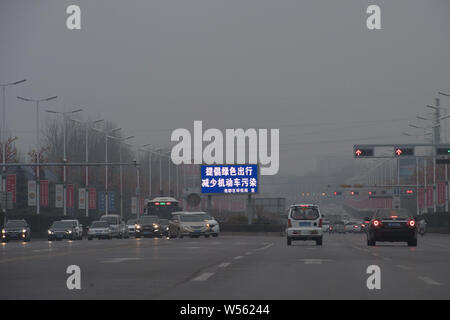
[286,204,323,246]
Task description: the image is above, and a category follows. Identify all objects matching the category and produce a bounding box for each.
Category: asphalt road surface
[1,233,449,299]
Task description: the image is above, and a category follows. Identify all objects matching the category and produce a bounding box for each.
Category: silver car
[88,221,112,240]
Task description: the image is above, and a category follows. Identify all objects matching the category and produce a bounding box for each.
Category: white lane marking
[297,259,331,264]
[234,256,244,260]
[218,262,231,268]
[245,252,253,255]
[192,272,215,281]
[254,243,274,251]
[396,265,411,270]
[32,249,54,252]
[372,252,379,257]
[186,247,202,249]
[102,258,143,263]
[383,257,392,261]
[418,276,442,286]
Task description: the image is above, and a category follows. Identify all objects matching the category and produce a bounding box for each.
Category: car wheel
[2,239,8,243]
[316,237,323,246]
[408,239,417,247]
[287,237,292,246]
[367,239,375,246]
[178,229,183,239]
[204,234,210,238]
[88,237,93,240]
[212,234,218,237]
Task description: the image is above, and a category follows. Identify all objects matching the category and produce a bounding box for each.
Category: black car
[48,220,79,241]
[135,215,163,238]
[2,219,31,242]
[366,208,417,247]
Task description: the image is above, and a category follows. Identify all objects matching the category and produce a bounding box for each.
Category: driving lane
[1,233,449,299]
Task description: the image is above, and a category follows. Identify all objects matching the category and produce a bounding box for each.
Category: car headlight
[153,223,159,228]
[48,230,53,234]
[135,224,141,229]
[22,228,27,233]
[206,223,210,228]
[67,230,72,234]
[1,229,5,234]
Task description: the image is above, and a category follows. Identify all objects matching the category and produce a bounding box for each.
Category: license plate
[299,222,311,227]
[389,222,401,227]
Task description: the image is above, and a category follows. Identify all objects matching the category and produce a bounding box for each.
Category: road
[1,233,450,299]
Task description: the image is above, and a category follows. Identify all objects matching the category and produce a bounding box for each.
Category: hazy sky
[1,0,450,176]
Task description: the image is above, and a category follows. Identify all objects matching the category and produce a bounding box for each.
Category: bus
[145,197,183,219]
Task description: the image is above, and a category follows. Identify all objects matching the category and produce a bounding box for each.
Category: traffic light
[436,147,450,155]
[354,148,374,158]
[394,147,414,157]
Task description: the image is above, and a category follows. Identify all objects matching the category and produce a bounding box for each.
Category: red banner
[418,188,425,209]
[6,174,16,203]
[40,180,49,206]
[88,188,96,209]
[427,186,433,208]
[67,184,74,208]
[437,182,446,205]
[139,197,145,214]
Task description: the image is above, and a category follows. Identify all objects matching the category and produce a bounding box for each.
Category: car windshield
[179,215,205,222]
[52,221,74,228]
[6,220,27,228]
[100,216,119,225]
[290,207,320,220]
[138,216,159,224]
[375,209,410,219]
[91,221,109,228]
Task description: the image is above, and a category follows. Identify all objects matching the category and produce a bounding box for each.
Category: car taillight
[408,219,415,227]
[373,220,381,227]
[318,219,322,228]
[288,219,292,228]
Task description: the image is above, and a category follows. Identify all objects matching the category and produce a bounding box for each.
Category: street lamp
[93,125,121,215]
[17,94,57,215]
[109,134,134,219]
[1,79,26,221]
[139,144,152,199]
[45,107,83,216]
[70,117,104,216]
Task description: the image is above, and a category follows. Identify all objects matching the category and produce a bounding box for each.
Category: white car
[100,214,128,238]
[168,212,210,238]
[184,212,220,237]
[286,204,323,246]
[87,221,112,240]
[322,220,330,233]
[126,219,138,237]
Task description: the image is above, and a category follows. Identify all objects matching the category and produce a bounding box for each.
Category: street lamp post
[45,108,83,216]
[71,117,104,216]
[109,134,134,219]
[104,127,121,215]
[1,79,26,221]
[17,95,57,215]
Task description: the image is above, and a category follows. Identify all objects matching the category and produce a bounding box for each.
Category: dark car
[135,215,163,238]
[48,220,79,241]
[366,208,417,247]
[2,219,31,242]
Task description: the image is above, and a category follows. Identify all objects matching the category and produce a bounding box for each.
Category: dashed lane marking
[418,276,442,286]
[192,272,215,281]
[218,262,231,268]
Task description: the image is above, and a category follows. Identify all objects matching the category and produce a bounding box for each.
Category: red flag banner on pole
[88,188,96,209]
[40,180,49,207]
[67,184,74,209]
[6,174,16,203]
[437,182,445,205]
[427,186,433,208]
